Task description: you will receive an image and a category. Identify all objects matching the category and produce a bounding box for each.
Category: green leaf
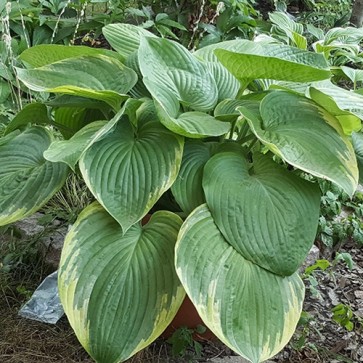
[59,203,185,363]
[44,121,107,171]
[103,23,156,58]
[175,204,305,363]
[0,79,10,103]
[309,87,361,135]
[352,132,363,184]
[313,80,363,120]
[203,146,321,276]
[0,127,69,226]
[79,118,184,232]
[239,91,359,196]
[5,103,50,135]
[16,55,137,110]
[19,44,124,68]
[171,141,219,214]
[139,37,218,112]
[341,66,363,85]
[215,42,330,82]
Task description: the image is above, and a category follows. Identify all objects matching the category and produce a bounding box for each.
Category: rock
[356,184,363,193]
[13,213,45,237]
[300,245,320,273]
[42,225,68,268]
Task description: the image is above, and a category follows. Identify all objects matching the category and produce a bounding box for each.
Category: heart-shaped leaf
[0,127,69,225]
[79,118,184,232]
[203,146,321,276]
[239,91,358,196]
[175,204,304,363]
[59,203,185,363]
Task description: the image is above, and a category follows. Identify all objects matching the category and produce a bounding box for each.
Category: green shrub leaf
[79,118,184,232]
[239,91,358,196]
[203,146,321,276]
[175,204,305,363]
[0,127,69,225]
[352,132,363,184]
[59,203,185,363]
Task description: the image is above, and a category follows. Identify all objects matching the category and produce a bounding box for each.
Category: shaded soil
[1,239,362,363]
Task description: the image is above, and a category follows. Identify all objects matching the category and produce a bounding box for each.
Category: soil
[1,237,362,363]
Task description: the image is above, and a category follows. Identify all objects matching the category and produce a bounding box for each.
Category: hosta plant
[1,23,363,363]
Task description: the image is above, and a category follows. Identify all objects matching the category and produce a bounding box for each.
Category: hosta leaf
[44,121,107,171]
[16,55,137,110]
[0,127,69,226]
[148,80,230,138]
[175,204,305,363]
[59,203,185,363]
[239,91,358,196]
[103,23,156,58]
[203,146,321,276]
[53,107,106,139]
[171,141,219,214]
[79,118,184,232]
[194,45,240,101]
[352,132,363,184]
[215,42,330,82]
[309,87,361,135]
[139,37,218,112]
[313,80,363,119]
[5,103,50,135]
[19,44,124,68]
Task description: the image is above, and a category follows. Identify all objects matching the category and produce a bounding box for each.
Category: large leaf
[102,23,156,58]
[44,121,107,171]
[203,146,321,276]
[239,91,358,196]
[19,44,124,68]
[0,127,69,225]
[214,42,330,82]
[5,103,50,135]
[309,87,361,135]
[171,141,219,214]
[352,132,363,184]
[313,80,363,120]
[175,204,305,363]
[59,203,185,363]
[138,37,229,138]
[79,118,184,232]
[16,55,137,110]
[139,37,218,112]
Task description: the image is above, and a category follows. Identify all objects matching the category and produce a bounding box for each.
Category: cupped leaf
[239,91,358,196]
[215,42,330,82]
[44,121,107,171]
[171,141,219,214]
[203,146,321,276]
[139,37,218,112]
[19,44,123,68]
[175,204,305,363]
[16,55,137,110]
[352,132,363,184]
[79,118,184,232]
[5,103,50,135]
[0,127,69,226]
[147,80,230,138]
[309,87,361,135]
[59,203,185,363]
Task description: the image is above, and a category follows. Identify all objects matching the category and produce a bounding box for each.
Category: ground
[0,219,362,363]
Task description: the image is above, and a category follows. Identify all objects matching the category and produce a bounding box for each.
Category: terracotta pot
[161,295,216,341]
[142,214,216,341]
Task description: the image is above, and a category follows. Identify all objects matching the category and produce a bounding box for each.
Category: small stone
[300,245,320,272]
